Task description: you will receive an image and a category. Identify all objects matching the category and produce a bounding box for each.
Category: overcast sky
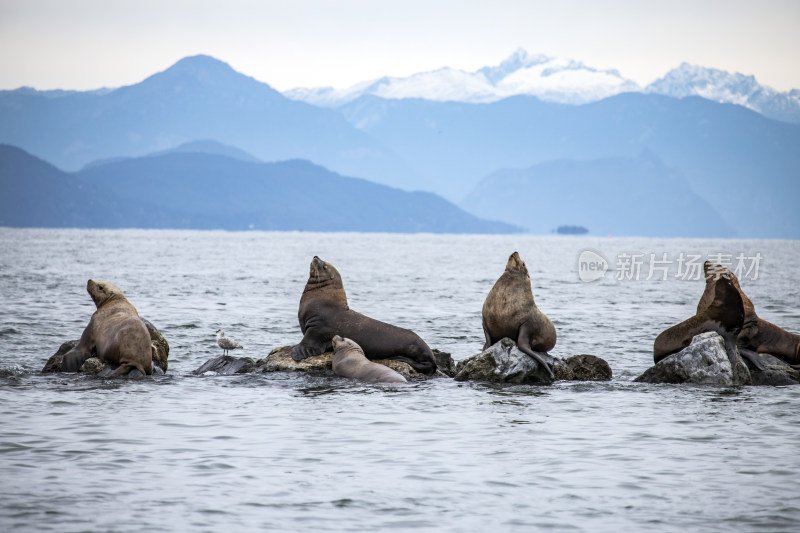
[1,0,798,93]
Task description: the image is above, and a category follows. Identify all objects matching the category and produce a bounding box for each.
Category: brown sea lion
[482,251,556,378]
[702,262,800,367]
[61,280,153,376]
[332,336,408,384]
[291,256,437,374]
[654,268,744,368]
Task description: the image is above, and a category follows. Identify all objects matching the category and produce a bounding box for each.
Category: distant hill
[340,93,800,238]
[0,144,520,234]
[0,55,418,188]
[462,154,736,238]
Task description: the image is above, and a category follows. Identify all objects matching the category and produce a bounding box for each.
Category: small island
[555,225,589,235]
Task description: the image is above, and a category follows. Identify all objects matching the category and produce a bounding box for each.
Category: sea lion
[703,262,800,367]
[654,264,747,368]
[61,280,153,376]
[332,336,408,384]
[482,251,556,378]
[291,256,437,374]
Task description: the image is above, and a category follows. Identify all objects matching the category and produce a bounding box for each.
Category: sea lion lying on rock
[291,256,437,374]
[482,252,556,378]
[332,336,407,384]
[61,280,153,376]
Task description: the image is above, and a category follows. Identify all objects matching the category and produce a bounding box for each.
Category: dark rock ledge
[195,338,612,385]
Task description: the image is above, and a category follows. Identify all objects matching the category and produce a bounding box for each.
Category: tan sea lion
[291,256,437,374]
[701,262,800,367]
[61,280,153,376]
[482,251,556,378]
[332,336,407,384]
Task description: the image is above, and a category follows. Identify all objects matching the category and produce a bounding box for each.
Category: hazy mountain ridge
[286,49,800,125]
[646,62,800,124]
[461,154,736,238]
[285,48,640,107]
[0,144,520,233]
[339,92,800,238]
[0,55,419,189]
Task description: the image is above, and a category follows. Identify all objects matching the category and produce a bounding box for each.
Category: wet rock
[143,319,169,373]
[745,353,800,386]
[634,332,752,385]
[561,354,613,381]
[455,339,613,384]
[193,355,256,375]
[42,319,170,375]
[80,357,106,374]
[193,344,447,379]
[432,349,457,377]
[454,338,555,385]
[42,340,78,373]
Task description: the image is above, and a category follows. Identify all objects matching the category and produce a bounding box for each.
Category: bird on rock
[216,329,243,356]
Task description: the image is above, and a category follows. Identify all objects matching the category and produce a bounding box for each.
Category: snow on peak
[285,49,641,107]
[646,63,800,123]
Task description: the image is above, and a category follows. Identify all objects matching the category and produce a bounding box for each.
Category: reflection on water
[1,228,799,532]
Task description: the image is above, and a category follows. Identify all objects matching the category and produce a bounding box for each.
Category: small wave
[0,327,20,337]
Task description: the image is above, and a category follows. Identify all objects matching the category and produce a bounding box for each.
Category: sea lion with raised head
[702,262,800,367]
[332,336,408,384]
[482,251,556,378]
[291,256,437,374]
[61,280,153,376]
[654,266,745,368]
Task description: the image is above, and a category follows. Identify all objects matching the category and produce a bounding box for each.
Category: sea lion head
[702,261,756,321]
[306,256,344,289]
[86,279,125,308]
[332,335,360,352]
[505,251,529,275]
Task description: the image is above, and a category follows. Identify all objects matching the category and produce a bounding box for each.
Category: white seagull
[216,329,243,356]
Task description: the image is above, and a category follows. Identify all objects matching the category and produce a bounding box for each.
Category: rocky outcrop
[635,332,752,385]
[744,353,800,386]
[42,318,169,376]
[193,345,452,379]
[452,338,612,385]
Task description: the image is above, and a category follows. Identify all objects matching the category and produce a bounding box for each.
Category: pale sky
[1,0,798,93]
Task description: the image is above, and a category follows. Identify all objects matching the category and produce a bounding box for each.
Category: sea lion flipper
[737,347,766,371]
[481,322,494,352]
[291,338,328,361]
[61,347,91,372]
[517,324,554,378]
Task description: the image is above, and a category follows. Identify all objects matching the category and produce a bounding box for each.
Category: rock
[432,349,457,377]
[142,319,169,373]
[634,332,752,385]
[745,353,800,386]
[42,340,78,373]
[454,338,555,385]
[562,354,613,381]
[80,357,106,374]
[193,345,448,379]
[193,355,256,375]
[42,319,170,375]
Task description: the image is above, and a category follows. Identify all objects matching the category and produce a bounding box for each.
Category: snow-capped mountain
[285,49,800,124]
[645,63,800,124]
[284,49,640,107]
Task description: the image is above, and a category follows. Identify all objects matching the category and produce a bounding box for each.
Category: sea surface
[1,228,799,532]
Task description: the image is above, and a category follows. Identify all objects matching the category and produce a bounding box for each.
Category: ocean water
[1,228,799,532]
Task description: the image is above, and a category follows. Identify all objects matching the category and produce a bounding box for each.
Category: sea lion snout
[331,335,345,348]
[506,251,527,272]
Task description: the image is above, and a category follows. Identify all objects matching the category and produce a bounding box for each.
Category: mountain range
[0,144,518,233]
[1,52,798,238]
[287,49,800,125]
